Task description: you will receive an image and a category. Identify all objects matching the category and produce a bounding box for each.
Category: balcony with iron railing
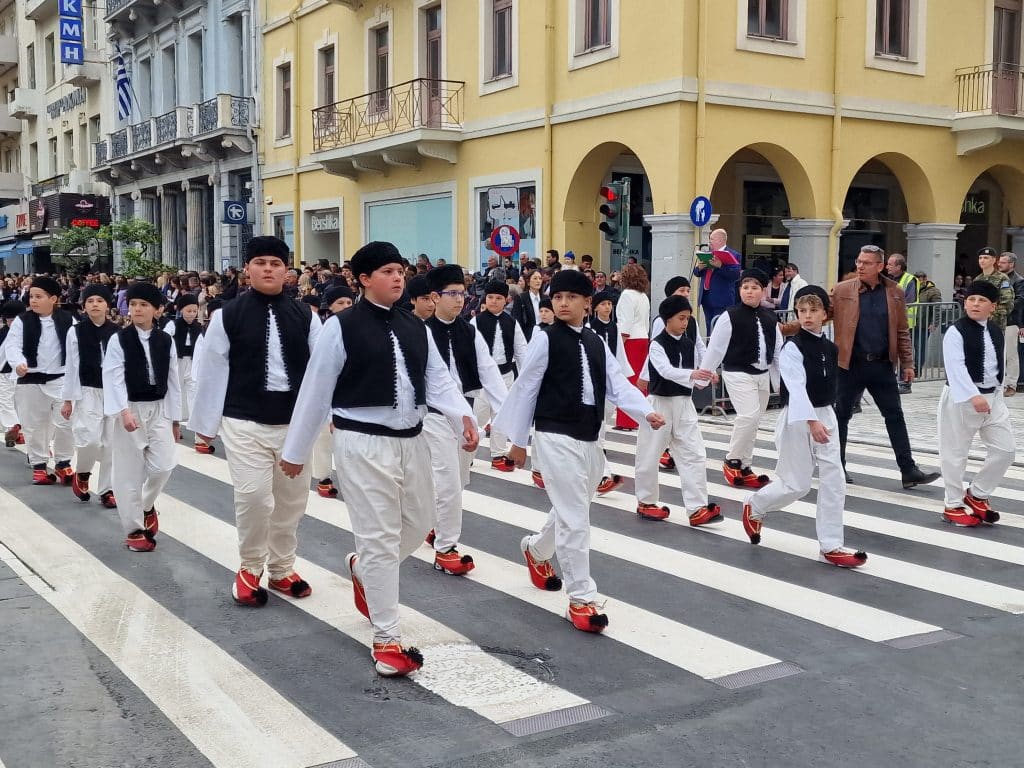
[310,78,464,178]
[953,64,1024,154]
[92,95,253,180]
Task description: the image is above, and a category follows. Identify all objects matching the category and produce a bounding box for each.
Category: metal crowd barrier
[907,301,962,382]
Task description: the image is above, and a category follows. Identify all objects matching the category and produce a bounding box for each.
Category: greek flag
[114,44,132,121]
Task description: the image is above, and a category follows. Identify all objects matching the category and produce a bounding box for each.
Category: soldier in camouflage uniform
[974,247,1015,331]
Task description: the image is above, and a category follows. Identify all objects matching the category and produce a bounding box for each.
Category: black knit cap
[549,269,593,297]
[176,293,198,310]
[125,282,164,308]
[244,235,290,264]
[407,275,432,299]
[539,296,553,311]
[739,269,768,288]
[658,295,692,321]
[484,279,509,298]
[0,299,25,318]
[80,284,113,305]
[793,284,831,313]
[664,275,690,297]
[427,264,467,293]
[964,280,1000,303]
[322,284,354,307]
[30,276,61,297]
[301,294,321,308]
[592,290,614,307]
[351,241,403,278]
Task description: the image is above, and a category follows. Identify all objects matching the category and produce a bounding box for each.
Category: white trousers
[475,370,514,458]
[111,401,177,535]
[336,428,434,643]
[311,424,334,481]
[937,387,1015,507]
[423,412,474,551]
[220,418,310,580]
[71,386,113,493]
[722,371,770,466]
[525,432,604,603]
[1005,326,1020,387]
[15,381,73,466]
[0,374,17,430]
[599,400,617,477]
[747,406,845,552]
[635,395,707,512]
[177,356,194,422]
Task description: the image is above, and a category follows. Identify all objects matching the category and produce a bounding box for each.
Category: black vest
[953,317,1004,386]
[514,292,539,341]
[173,319,203,358]
[534,322,607,441]
[333,300,428,410]
[475,310,517,374]
[589,316,619,356]
[426,316,482,394]
[648,330,695,397]
[120,325,172,402]
[0,325,9,374]
[74,320,118,389]
[722,305,778,374]
[20,309,73,369]
[220,289,312,425]
[780,329,838,408]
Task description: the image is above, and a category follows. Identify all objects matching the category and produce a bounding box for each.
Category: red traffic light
[599,185,617,202]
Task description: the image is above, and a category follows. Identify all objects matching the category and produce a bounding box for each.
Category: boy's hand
[646,412,666,430]
[808,420,831,444]
[461,416,479,452]
[970,394,990,414]
[636,378,648,393]
[692,369,714,382]
[172,421,181,442]
[508,445,527,468]
[121,408,138,432]
[15,363,27,377]
[60,400,73,420]
[279,460,303,478]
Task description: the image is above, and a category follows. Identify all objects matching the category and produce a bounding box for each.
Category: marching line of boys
[1,242,1018,679]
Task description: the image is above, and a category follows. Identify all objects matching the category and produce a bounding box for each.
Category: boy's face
[673,286,690,299]
[738,279,764,307]
[83,296,109,323]
[28,288,58,316]
[359,263,405,305]
[432,284,466,320]
[539,307,554,324]
[484,293,506,314]
[796,302,826,332]
[180,305,200,323]
[246,256,287,295]
[594,299,613,321]
[128,299,158,327]
[665,310,690,337]
[964,295,996,322]
[329,297,353,313]
[411,295,435,319]
[551,291,589,326]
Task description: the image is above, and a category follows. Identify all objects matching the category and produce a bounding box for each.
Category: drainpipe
[827,1,845,286]
[288,0,303,268]
[543,0,554,254]
[248,4,263,238]
[694,0,708,197]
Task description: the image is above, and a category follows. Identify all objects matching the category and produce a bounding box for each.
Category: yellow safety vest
[897,272,918,328]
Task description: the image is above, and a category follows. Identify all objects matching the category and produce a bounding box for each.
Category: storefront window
[367,194,452,263]
[272,213,295,255]
[476,183,536,271]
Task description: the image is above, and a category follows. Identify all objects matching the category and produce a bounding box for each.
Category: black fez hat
[793,284,831,313]
[80,284,113,305]
[548,269,593,297]
[30,276,61,297]
[592,290,614,307]
[125,282,164,308]
[322,284,354,307]
[539,296,553,311]
[739,269,768,288]
[427,264,466,293]
[964,280,1000,303]
[407,275,432,299]
[301,294,321,308]
[175,293,198,310]
[658,295,692,321]
[245,235,290,264]
[351,241,403,278]
[0,299,25,319]
[483,279,509,298]
[664,275,691,297]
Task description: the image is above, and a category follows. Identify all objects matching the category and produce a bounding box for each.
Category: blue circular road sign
[689,196,713,227]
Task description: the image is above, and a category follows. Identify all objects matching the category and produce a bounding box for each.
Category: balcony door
[423,5,442,127]
[994,0,1022,113]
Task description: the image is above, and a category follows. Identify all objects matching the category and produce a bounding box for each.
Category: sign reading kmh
[59,0,85,65]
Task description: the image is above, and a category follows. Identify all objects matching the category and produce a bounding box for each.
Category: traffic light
[598,180,630,246]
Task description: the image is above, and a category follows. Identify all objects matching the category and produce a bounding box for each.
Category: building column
[160,190,177,268]
[1005,226,1024,257]
[645,213,697,314]
[903,223,965,299]
[186,184,205,272]
[782,218,840,288]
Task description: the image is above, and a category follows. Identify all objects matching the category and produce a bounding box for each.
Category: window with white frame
[583,0,611,51]
[747,0,788,40]
[492,0,513,78]
[369,25,389,113]
[736,0,805,57]
[272,212,295,254]
[865,0,924,74]
[318,44,335,107]
[569,0,618,69]
[875,0,909,57]
[277,62,292,139]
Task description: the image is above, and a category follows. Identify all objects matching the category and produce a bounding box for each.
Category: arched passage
[953,164,1024,277]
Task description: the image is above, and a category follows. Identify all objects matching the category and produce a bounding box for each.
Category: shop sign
[70,218,101,228]
[310,210,340,233]
[46,87,86,119]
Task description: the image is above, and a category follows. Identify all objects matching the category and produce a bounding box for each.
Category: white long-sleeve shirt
[492,325,654,448]
[280,314,475,465]
[187,308,322,438]
[102,328,181,421]
[943,321,1001,403]
[432,315,508,412]
[471,313,529,370]
[778,336,826,424]
[647,331,709,390]
[3,314,66,376]
[700,310,783,374]
[615,288,651,339]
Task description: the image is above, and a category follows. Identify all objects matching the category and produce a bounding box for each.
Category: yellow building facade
[259,0,1024,295]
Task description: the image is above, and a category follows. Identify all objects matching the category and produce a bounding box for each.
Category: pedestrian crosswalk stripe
[173,445,786,683]
[153,488,590,726]
[0,486,360,768]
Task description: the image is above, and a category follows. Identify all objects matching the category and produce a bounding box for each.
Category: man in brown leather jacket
[831,245,939,489]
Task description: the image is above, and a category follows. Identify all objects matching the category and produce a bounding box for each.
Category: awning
[0,241,38,259]
[0,244,13,260]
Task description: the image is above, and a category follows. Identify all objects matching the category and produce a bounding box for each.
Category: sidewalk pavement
[697,380,1024,467]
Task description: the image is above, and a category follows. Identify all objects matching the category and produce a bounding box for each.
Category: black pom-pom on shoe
[289,580,311,597]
